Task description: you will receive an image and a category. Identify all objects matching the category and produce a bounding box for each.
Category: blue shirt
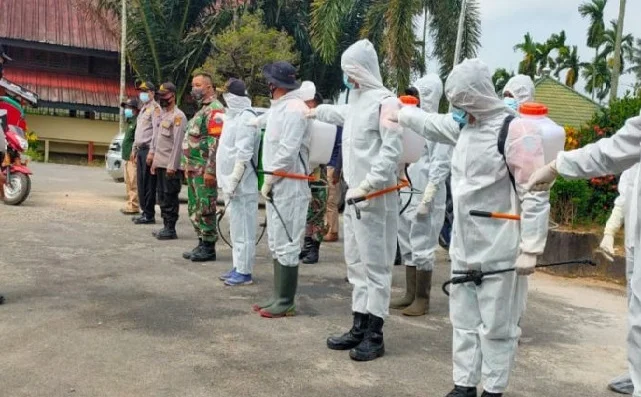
[328,126,342,168]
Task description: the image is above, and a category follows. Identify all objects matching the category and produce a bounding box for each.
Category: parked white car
[105,132,125,182]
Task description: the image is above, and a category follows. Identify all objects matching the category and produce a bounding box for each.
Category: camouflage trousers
[187,175,218,243]
[305,167,328,242]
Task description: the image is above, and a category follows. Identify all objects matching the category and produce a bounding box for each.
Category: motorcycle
[2,124,31,205]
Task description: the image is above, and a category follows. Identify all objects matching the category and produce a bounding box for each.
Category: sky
[425,0,641,100]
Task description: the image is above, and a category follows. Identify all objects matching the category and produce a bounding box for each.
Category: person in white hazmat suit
[251,61,311,318]
[527,112,641,397]
[310,39,403,362]
[396,59,551,397]
[601,162,639,395]
[391,74,453,316]
[215,78,261,286]
[502,74,535,112]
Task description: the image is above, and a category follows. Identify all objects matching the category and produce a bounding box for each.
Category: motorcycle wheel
[3,172,31,206]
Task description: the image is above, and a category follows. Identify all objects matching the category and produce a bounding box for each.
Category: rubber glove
[525,160,558,191]
[599,235,615,262]
[416,183,437,217]
[515,253,538,276]
[261,175,274,201]
[305,108,317,119]
[228,162,246,196]
[345,180,373,211]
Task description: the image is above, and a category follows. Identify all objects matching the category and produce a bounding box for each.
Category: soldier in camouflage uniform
[181,73,225,262]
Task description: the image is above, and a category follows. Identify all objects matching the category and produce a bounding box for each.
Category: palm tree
[600,20,633,72]
[579,0,608,100]
[77,0,237,103]
[609,0,627,102]
[492,68,514,93]
[582,56,611,102]
[626,38,641,90]
[514,33,538,78]
[537,31,568,75]
[555,45,582,88]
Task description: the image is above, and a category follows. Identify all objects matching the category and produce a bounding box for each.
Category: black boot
[349,314,385,361]
[133,215,156,224]
[327,312,369,350]
[0,294,4,305]
[299,237,313,259]
[191,241,216,262]
[445,386,477,397]
[183,239,202,260]
[302,240,320,264]
[155,227,177,240]
[480,392,501,397]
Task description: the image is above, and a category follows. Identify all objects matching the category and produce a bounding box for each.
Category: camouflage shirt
[181,98,225,175]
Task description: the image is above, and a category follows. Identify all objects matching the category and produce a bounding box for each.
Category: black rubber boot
[190,241,216,262]
[302,240,320,264]
[327,312,369,350]
[349,314,385,361]
[299,237,313,259]
[0,294,4,305]
[480,391,501,397]
[259,263,298,318]
[182,239,202,260]
[252,260,280,312]
[445,386,477,397]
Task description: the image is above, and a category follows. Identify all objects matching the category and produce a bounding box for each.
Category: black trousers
[135,146,157,219]
[156,168,182,228]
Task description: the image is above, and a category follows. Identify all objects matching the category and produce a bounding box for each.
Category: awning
[0,77,39,106]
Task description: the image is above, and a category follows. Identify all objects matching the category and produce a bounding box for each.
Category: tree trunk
[592,48,598,101]
[422,4,428,66]
[609,0,626,103]
[119,0,127,135]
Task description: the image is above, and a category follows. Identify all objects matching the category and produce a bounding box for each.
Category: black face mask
[159,98,172,108]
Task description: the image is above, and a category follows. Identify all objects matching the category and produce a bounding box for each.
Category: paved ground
[0,162,631,397]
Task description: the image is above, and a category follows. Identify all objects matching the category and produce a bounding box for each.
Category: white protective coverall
[398,74,452,271]
[263,90,311,267]
[397,59,550,393]
[503,75,535,104]
[540,115,641,397]
[216,93,261,275]
[314,39,403,319]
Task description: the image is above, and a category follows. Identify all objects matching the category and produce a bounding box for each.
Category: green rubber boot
[390,266,416,309]
[259,263,298,318]
[251,260,281,312]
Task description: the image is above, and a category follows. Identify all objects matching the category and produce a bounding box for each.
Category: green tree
[514,33,538,78]
[77,0,237,103]
[199,12,299,107]
[492,68,514,93]
[579,0,608,100]
[555,45,582,88]
[600,19,634,72]
[626,38,641,93]
[536,31,568,75]
[609,0,627,103]
[581,56,611,101]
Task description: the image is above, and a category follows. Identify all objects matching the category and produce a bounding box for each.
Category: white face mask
[223,92,250,109]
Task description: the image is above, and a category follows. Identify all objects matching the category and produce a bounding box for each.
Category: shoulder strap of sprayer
[242,108,261,175]
[498,115,517,193]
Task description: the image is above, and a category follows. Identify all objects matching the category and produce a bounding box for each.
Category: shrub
[550,177,592,225]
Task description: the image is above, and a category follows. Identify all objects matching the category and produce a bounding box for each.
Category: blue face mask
[452,108,469,126]
[504,97,519,111]
[124,108,134,119]
[343,73,356,91]
[139,92,150,103]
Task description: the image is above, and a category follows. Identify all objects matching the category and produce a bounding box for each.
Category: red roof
[3,68,137,110]
[0,0,119,52]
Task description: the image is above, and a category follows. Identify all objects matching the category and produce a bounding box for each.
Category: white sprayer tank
[519,102,565,163]
[308,120,337,167]
[399,96,424,164]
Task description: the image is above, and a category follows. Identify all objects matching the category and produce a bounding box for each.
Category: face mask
[159,98,172,108]
[452,108,469,126]
[504,97,519,111]
[343,73,356,91]
[139,92,150,103]
[191,87,205,102]
[124,108,134,119]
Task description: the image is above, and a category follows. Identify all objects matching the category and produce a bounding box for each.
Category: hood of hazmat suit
[503,75,535,105]
[313,39,404,318]
[298,81,316,102]
[398,73,453,271]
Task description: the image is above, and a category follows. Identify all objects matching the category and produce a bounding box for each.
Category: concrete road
[0,163,630,397]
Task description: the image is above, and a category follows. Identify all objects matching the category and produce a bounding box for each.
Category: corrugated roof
[534,77,602,128]
[0,0,119,52]
[3,68,136,110]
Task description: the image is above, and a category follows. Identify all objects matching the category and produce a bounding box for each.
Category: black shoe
[133,215,156,225]
[349,314,385,361]
[327,312,369,350]
[191,241,216,262]
[154,228,177,240]
[445,386,477,397]
[299,237,313,259]
[0,294,4,305]
[480,392,501,397]
[183,239,203,260]
[302,240,320,264]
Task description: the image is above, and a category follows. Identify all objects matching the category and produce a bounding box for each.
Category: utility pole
[119,0,127,133]
[610,0,626,103]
